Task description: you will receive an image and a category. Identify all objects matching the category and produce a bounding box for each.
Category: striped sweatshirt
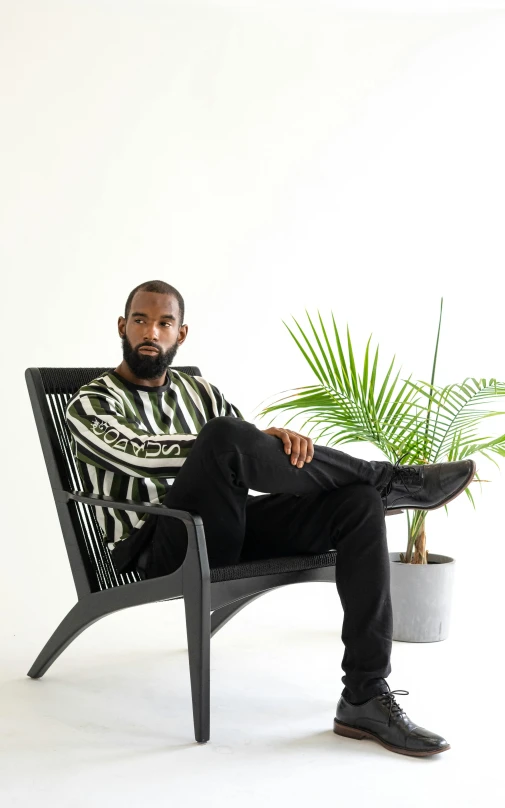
[65,368,244,571]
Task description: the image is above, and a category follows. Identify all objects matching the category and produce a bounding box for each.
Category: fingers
[280,430,292,457]
[290,435,313,468]
[305,436,314,463]
[277,429,314,468]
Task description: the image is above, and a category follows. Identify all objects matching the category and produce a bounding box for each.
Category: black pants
[137,416,396,702]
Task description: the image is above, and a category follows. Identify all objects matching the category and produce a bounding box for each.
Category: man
[66,279,475,758]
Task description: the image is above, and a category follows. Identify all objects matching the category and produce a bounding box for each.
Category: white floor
[2,489,504,808]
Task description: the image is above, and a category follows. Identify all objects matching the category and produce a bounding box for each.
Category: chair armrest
[62,490,202,526]
[62,490,210,582]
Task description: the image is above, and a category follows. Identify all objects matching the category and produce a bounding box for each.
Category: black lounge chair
[25,366,402,743]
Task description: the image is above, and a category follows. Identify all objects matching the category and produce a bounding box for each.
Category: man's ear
[118,316,126,339]
[177,324,189,345]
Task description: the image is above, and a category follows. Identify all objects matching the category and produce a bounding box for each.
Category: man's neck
[113,361,168,388]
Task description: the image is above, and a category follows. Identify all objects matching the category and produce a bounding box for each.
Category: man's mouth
[138,347,160,355]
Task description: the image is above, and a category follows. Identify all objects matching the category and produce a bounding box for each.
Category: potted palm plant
[257,298,505,642]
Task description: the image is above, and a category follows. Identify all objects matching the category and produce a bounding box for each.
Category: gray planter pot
[388,552,456,643]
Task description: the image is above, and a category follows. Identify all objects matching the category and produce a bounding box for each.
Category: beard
[121,334,180,380]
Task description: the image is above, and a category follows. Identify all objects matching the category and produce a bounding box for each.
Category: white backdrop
[2,2,505,803]
[1,0,505,693]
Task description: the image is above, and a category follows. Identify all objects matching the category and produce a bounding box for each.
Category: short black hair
[124,280,185,325]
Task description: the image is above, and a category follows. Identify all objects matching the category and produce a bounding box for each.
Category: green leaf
[282,321,325,384]
[332,313,352,396]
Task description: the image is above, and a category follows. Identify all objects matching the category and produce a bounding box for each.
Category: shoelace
[377,689,410,726]
[382,453,422,510]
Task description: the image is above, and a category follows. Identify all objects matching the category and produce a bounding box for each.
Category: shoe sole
[386,459,476,513]
[333,718,451,757]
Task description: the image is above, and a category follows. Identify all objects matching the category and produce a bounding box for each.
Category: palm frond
[256,312,505,525]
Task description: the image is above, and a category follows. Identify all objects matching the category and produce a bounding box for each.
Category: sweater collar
[108,368,173,393]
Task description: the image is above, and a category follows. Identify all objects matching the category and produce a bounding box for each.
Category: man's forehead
[130,290,179,313]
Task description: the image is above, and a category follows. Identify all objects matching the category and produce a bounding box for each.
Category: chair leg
[184,570,211,744]
[27,600,100,679]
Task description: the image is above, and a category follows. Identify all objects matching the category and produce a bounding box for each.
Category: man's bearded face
[121,332,180,380]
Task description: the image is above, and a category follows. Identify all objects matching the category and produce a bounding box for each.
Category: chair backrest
[26,366,202,593]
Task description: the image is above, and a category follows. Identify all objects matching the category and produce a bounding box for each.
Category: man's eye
[161,322,171,327]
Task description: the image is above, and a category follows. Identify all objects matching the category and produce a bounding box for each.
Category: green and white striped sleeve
[66,388,198,479]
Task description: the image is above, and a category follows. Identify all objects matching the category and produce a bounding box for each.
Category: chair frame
[25,366,402,743]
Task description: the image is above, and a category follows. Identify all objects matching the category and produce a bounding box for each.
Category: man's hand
[261,427,314,468]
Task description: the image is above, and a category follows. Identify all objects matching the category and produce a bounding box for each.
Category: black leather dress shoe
[381,458,475,512]
[334,685,451,757]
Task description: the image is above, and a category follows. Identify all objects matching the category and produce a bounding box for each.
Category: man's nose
[143,325,159,341]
